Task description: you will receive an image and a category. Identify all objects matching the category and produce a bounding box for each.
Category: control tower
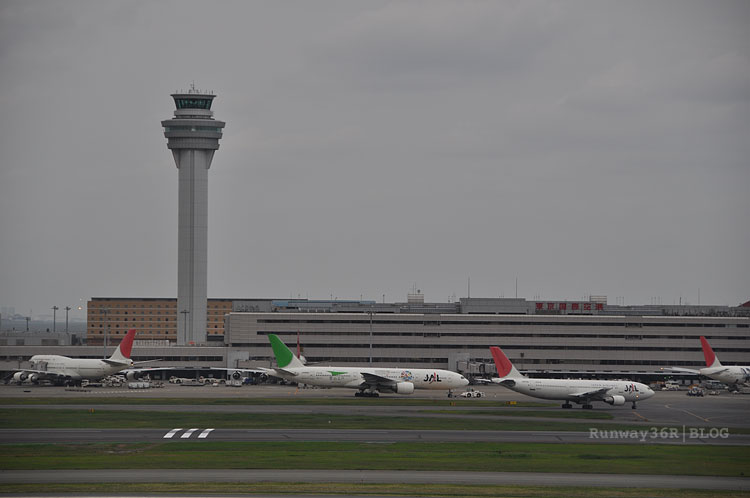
[162,87,225,345]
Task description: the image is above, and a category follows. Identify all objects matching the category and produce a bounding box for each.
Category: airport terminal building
[225,296,750,382]
[2,295,748,382]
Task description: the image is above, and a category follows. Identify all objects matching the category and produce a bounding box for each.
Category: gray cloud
[1,0,748,322]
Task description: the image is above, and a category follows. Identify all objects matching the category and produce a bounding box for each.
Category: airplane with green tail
[266,334,469,397]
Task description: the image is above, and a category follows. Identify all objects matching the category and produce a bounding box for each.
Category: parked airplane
[482,346,654,409]
[265,334,469,397]
[10,329,143,386]
[667,336,750,389]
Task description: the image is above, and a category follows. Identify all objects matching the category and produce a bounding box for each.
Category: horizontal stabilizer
[102,359,131,367]
[273,368,298,377]
[662,367,700,374]
[473,378,495,384]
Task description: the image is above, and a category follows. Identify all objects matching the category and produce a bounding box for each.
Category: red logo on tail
[700,336,716,367]
[490,346,514,377]
[119,329,137,359]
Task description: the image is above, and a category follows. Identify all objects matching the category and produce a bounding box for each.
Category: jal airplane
[668,336,750,389]
[483,346,654,409]
[11,329,141,386]
[265,334,469,397]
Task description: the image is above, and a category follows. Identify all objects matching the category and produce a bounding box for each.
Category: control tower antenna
[161,86,226,345]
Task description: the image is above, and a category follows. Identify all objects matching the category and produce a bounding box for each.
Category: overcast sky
[1,1,748,321]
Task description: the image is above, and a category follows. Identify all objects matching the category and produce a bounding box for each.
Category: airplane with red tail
[9,329,149,386]
[665,336,750,390]
[480,346,654,409]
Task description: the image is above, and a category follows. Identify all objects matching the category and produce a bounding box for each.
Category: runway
[2,427,749,445]
[2,384,750,427]
[2,384,749,492]
[1,469,748,490]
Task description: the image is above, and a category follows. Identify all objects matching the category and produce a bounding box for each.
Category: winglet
[490,346,523,378]
[268,334,304,369]
[700,336,722,368]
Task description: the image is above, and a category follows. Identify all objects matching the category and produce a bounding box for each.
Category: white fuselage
[28,355,130,381]
[276,366,468,391]
[500,377,654,403]
[700,366,750,385]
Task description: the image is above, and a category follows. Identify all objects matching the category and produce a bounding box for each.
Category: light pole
[25,316,30,332]
[180,310,190,344]
[52,306,59,333]
[64,306,71,345]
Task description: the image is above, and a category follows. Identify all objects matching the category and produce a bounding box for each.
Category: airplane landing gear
[582,404,593,409]
[632,402,637,409]
[355,391,379,398]
[562,402,572,409]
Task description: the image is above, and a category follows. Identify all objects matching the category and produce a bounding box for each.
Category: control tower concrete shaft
[162,89,225,345]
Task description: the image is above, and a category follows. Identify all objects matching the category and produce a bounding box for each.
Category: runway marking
[664,404,710,423]
[163,428,182,439]
[632,411,648,421]
[198,428,214,439]
[181,428,200,438]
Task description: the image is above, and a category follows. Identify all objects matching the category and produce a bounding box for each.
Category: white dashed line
[163,428,182,439]
[198,428,215,439]
[181,428,200,438]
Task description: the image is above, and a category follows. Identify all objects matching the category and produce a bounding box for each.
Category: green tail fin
[268,334,300,368]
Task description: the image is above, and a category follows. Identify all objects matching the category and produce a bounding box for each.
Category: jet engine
[393,382,415,395]
[231,371,243,380]
[27,373,39,383]
[604,395,626,406]
[125,371,143,381]
[13,372,28,382]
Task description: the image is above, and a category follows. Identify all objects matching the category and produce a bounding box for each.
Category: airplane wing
[361,372,398,386]
[132,359,164,366]
[474,377,516,387]
[474,378,496,384]
[120,366,274,381]
[706,368,730,375]
[12,369,51,376]
[207,367,270,375]
[661,367,700,374]
[568,387,611,401]
[123,366,269,375]
[7,369,69,383]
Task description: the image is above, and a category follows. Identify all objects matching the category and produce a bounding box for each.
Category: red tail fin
[700,336,720,368]
[119,329,137,359]
[490,346,521,378]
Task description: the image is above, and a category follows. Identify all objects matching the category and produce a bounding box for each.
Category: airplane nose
[461,377,469,386]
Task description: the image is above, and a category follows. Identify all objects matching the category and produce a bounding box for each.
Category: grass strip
[0,482,746,498]
[422,409,614,419]
[0,396,553,407]
[1,442,748,477]
[0,407,688,432]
